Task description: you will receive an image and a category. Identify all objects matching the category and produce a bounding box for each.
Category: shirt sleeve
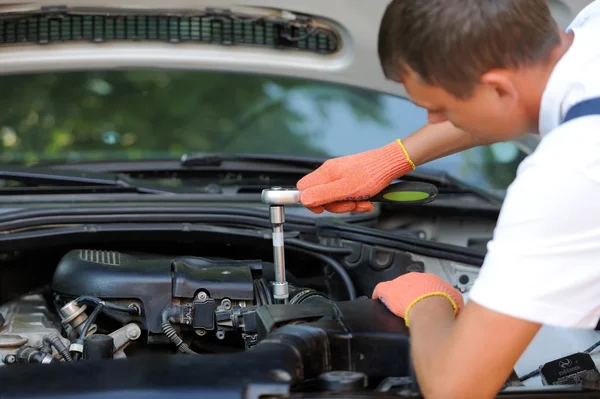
[567,0,600,32]
[468,136,600,329]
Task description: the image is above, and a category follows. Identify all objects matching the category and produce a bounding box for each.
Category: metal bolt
[3,354,16,364]
[197,292,208,301]
[195,329,206,337]
[221,299,232,310]
[126,325,141,340]
[216,330,225,340]
[269,369,292,382]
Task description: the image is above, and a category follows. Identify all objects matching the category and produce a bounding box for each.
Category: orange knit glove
[296,140,415,214]
[372,272,464,327]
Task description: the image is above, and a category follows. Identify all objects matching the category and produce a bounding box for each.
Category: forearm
[407,297,460,399]
[407,298,530,399]
[402,121,494,166]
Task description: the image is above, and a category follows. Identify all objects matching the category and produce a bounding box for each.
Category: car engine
[0,248,417,392]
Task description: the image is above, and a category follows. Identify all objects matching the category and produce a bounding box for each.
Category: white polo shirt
[467,1,600,329]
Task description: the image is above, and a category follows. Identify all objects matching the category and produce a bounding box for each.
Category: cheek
[467,99,512,124]
[464,103,527,137]
[446,103,505,135]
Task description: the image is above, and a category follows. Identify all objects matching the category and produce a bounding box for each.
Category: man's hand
[296,122,490,214]
[373,272,542,399]
[372,272,464,326]
[296,140,414,214]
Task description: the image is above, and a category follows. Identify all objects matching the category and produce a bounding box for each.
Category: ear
[480,70,518,102]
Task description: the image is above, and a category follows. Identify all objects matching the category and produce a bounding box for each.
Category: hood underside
[0,0,592,100]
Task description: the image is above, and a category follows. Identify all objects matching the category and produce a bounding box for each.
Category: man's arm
[401,120,495,166]
[408,299,541,399]
[297,121,498,213]
[377,127,600,398]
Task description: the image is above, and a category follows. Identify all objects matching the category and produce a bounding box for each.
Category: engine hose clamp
[69,343,84,354]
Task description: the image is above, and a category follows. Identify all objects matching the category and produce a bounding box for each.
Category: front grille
[0,9,339,54]
[79,249,121,266]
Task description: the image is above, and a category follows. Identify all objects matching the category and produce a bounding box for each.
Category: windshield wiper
[180,152,325,169]
[181,154,502,202]
[0,166,175,194]
[37,155,503,204]
[402,167,504,204]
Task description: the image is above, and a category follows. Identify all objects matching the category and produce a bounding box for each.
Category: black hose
[584,339,600,354]
[43,333,72,362]
[285,238,352,255]
[253,280,263,306]
[287,246,356,300]
[79,303,104,340]
[518,369,540,382]
[74,296,139,315]
[160,306,200,355]
[36,339,52,354]
[253,279,269,306]
[260,278,274,305]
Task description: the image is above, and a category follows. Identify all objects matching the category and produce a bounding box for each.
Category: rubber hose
[161,321,199,355]
[585,339,600,354]
[252,281,260,306]
[160,308,200,355]
[287,246,356,300]
[36,339,52,354]
[75,296,138,315]
[253,279,267,306]
[43,333,72,361]
[79,303,104,340]
[260,278,274,304]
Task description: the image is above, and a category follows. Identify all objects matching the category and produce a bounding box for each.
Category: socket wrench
[260,181,438,302]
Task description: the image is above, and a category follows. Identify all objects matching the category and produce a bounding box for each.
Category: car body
[0,1,598,398]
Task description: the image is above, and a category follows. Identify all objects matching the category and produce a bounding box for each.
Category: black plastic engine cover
[255,298,411,383]
[51,250,255,333]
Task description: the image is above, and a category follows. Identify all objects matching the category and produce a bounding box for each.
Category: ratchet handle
[261,181,438,206]
[368,181,437,205]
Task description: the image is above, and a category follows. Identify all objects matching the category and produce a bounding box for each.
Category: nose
[427,111,448,124]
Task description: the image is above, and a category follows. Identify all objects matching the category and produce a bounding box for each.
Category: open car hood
[0,0,592,153]
[0,0,591,96]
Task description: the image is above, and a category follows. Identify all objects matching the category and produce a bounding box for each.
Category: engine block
[0,294,69,364]
[51,250,260,333]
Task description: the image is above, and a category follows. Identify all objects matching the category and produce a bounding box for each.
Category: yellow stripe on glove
[372,272,464,328]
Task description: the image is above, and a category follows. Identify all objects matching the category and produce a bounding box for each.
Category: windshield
[0,70,526,196]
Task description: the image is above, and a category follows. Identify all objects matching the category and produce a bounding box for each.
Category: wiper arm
[181,154,503,204]
[402,167,504,204]
[180,152,325,169]
[0,166,173,194]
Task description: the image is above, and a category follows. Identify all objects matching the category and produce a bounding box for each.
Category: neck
[519,30,575,133]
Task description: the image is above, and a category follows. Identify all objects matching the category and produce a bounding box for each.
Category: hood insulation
[0,8,339,54]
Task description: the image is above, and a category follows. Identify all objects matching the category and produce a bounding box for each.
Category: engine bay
[0,248,416,387]
[0,239,599,398]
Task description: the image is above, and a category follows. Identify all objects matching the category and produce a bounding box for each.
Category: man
[296,1,600,398]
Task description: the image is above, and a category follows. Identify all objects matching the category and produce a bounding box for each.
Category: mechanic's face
[400,68,534,140]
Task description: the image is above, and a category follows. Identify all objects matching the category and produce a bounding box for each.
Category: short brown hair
[378,0,561,98]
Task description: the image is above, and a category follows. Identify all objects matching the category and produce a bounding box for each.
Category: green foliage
[0,70,388,164]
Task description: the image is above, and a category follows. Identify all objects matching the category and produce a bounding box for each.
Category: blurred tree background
[0,68,524,194]
[0,70,387,164]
